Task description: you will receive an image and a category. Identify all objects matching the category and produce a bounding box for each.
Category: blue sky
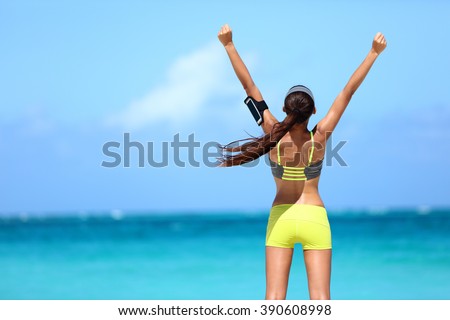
[1,0,449,214]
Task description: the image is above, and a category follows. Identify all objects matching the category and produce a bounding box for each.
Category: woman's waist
[269,203,329,226]
[272,191,324,208]
[271,203,325,210]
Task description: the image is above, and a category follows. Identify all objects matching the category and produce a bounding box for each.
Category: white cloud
[18,106,55,137]
[106,42,241,130]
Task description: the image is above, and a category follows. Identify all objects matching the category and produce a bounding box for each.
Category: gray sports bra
[268,131,323,181]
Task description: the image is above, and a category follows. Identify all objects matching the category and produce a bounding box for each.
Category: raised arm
[316,32,387,138]
[217,24,278,133]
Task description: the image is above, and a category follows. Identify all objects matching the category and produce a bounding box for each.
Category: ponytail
[219,111,300,167]
[218,91,314,167]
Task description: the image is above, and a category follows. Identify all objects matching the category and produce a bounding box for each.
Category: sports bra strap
[308,131,314,165]
[276,139,281,164]
[277,131,314,166]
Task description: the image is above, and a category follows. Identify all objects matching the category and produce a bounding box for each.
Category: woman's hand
[372,32,387,55]
[218,24,233,47]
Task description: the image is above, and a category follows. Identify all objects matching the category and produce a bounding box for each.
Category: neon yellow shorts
[266,204,332,250]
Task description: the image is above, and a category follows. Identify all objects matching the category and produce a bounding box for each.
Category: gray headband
[285,85,314,102]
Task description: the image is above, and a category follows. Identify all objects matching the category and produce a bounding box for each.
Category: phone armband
[244,96,268,126]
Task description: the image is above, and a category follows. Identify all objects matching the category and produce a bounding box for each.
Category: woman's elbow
[342,87,355,100]
[244,84,260,99]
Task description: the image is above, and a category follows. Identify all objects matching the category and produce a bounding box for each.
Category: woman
[217,24,387,300]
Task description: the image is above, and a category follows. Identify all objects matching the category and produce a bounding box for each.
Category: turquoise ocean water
[0,209,449,300]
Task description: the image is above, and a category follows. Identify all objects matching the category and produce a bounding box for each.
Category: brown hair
[219,91,315,167]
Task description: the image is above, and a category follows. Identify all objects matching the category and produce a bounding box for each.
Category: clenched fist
[218,24,233,47]
[372,32,387,55]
